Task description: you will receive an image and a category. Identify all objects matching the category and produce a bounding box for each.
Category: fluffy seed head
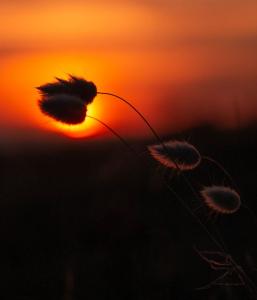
[148,140,201,170]
[39,94,87,125]
[201,186,241,214]
[37,75,97,105]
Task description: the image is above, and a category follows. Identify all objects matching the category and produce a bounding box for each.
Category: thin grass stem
[202,156,237,189]
[87,115,136,154]
[98,92,162,144]
[96,93,257,298]
[98,92,201,207]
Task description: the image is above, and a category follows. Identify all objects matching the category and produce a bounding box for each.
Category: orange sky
[1,0,257,143]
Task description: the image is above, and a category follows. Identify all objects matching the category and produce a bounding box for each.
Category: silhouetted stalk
[98,92,198,188]
[90,101,221,252]
[98,92,162,145]
[92,98,226,251]
[98,92,257,298]
[202,156,236,188]
[37,78,257,298]
[98,92,217,224]
[163,179,224,252]
[230,257,257,299]
[89,110,225,253]
[91,115,256,299]
[165,178,257,299]
[87,115,135,154]
[98,92,229,241]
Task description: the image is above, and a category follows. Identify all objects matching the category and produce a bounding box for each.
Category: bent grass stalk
[97,92,162,144]
[201,155,237,188]
[87,115,135,154]
[90,111,244,293]
[98,92,203,208]
[90,112,225,254]
[37,79,257,297]
[98,91,257,298]
[98,92,226,246]
[91,114,257,298]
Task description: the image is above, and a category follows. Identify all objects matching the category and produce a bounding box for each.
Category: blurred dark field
[0,125,257,300]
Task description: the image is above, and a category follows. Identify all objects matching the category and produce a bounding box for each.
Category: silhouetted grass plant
[37,75,257,299]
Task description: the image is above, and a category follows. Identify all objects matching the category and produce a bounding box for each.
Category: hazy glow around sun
[0,52,118,138]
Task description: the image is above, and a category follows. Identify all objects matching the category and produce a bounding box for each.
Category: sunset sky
[1,0,257,144]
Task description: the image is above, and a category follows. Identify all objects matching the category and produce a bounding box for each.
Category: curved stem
[97,92,225,251]
[202,156,237,189]
[164,179,225,252]
[98,92,163,145]
[88,111,223,251]
[97,92,257,296]
[230,257,257,299]
[87,115,135,153]
[98,92,195,184]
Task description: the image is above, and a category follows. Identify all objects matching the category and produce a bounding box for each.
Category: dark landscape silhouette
[0,125,256,299]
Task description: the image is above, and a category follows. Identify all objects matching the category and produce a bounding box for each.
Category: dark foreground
[0,125,257,300]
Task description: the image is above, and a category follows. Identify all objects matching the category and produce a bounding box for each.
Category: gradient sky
[1,0,257,144]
